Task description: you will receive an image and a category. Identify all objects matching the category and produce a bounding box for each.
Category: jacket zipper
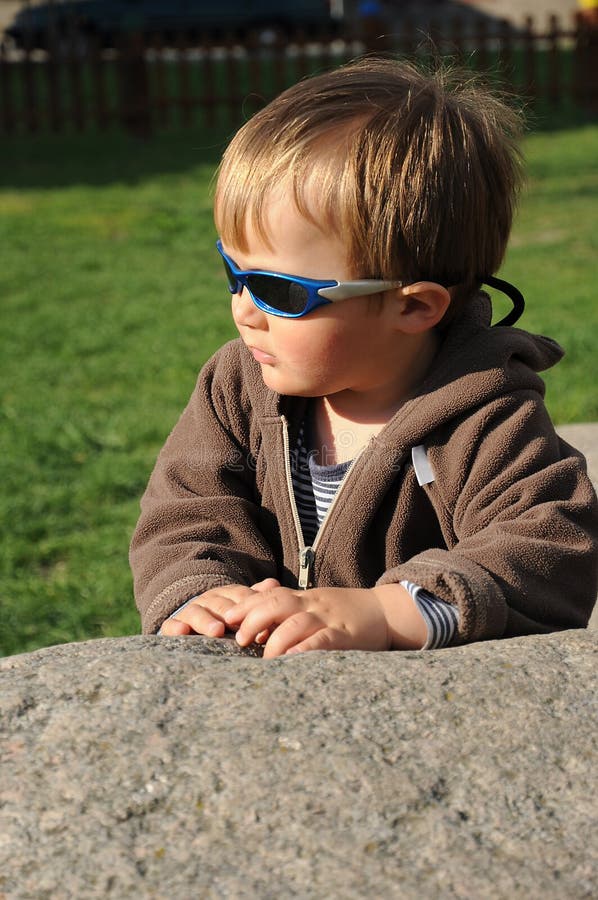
[281,415,365,590]
[298,546,315,589]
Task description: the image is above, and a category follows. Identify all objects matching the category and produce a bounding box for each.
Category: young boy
[130,58,598,658]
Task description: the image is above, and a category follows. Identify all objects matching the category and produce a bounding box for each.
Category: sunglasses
[216,240,405,318]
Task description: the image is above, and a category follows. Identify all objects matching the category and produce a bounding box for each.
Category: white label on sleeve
[412,445,435,486]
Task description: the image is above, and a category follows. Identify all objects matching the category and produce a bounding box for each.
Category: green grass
[1,122,597,657]
[495,125,598,422]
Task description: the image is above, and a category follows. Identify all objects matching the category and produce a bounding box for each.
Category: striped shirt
[291,418,459,650]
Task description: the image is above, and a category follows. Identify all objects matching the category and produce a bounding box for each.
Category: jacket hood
[404,292,563,436]
[445,291,563,374]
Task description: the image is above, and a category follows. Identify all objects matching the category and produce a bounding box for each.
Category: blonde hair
[214,57,524,313]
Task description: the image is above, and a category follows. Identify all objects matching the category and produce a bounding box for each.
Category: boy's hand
[160,578,280,637]
[222,583,427,658]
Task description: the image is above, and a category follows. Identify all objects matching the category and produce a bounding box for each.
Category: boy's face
[221,192,413,403]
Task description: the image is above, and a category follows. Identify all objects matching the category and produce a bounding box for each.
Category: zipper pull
[298,546,315,590]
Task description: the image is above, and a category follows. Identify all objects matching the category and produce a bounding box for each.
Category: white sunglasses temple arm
[317,279,405,301]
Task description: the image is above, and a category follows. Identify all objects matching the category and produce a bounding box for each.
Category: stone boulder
[1,423,596,897]
[1,629,596,899]
[558,422,598,492]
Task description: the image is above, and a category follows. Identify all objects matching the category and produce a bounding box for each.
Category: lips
[248,346,276,365]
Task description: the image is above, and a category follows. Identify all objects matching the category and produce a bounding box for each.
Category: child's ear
[393,281,451,333]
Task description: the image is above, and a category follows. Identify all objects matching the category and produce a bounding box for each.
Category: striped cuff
[400,580,459,649]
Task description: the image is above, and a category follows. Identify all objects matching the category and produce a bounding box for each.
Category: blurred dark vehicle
[5,0,343,49]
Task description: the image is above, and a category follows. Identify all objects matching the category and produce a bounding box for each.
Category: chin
[260,369,318,398]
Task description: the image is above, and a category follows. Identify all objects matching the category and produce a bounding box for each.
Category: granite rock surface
[557,423,598,493]
[1,629,597,899]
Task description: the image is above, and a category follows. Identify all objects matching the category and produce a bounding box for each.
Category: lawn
[1,120,597,657]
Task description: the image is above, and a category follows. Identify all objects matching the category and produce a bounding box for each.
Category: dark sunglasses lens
[221,257,239,293]
[246,274,309,314]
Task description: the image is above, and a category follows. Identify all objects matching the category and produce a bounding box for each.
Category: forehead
[223,191,352,280]
[214,126,356,246]
[219,176,336,251]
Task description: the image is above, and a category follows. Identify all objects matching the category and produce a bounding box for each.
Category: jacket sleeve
[378,394,598,642]
[129,344,277,634]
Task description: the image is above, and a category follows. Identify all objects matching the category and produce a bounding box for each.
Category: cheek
[265,323,341,387]
[279,326,342,370]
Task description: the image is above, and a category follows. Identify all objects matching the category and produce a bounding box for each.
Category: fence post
[66,24,85,131]
[22,30,38,132]
[399,17,416,60]
[547,14,560,107]
[0,40,15,134]
[118,30,152,137]
[151,32,169,129]
[176,30,192,127]
[199,32,216,128]
[450,16,465,67]
[523,16,536,100]
[358,12,392,54]
[476,17,488,73]
[574,8,598,113]
[90,33,109,130]
[223,30,239,126]
[498,18,514,92]
[45,18,63,131]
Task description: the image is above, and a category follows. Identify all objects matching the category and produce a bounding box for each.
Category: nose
[231,286,268,330]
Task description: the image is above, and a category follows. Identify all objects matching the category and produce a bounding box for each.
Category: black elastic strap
[485,275,525,327]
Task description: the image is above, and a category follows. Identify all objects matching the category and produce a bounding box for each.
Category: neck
[313,330,440,464]
[323,329,439,425]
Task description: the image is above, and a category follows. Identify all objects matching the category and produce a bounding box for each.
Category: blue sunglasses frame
[216,240,405,318]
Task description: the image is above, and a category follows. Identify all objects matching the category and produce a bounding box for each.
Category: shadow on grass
[1,104,595,190]
[0,124,235,189]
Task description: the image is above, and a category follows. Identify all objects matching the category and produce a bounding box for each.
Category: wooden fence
[1,13,597,137]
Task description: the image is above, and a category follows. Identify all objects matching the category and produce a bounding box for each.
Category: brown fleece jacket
[130,294,598,640]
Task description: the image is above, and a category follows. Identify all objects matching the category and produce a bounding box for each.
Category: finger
[284,627,345,655]
[200,584,257,606]
[171,603,227,637]
[182,584,255,622]
[223,590,277,628]
[161,618,193,636]
[250,577,281,592]
[232,592,300,645]
[261,613,324,659]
